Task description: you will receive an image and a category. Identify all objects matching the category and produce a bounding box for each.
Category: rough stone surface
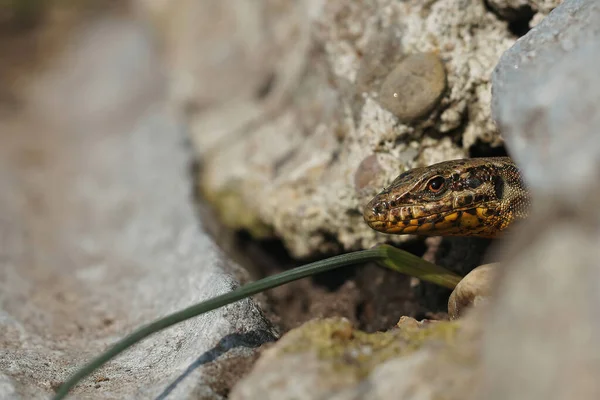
[228,0,600,398]
[493,0,600,196]
[0,11,276,400]
[482,215,600,400]
[486,0,600,399]
[230,317,472,400]
[448,263,497,319]
[137,0,540,257]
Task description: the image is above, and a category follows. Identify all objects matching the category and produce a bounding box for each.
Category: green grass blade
[376,244,462,289]
[52,247,389,399]
[53,244,462,399]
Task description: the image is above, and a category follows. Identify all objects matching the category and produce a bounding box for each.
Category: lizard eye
[426,176,446,193]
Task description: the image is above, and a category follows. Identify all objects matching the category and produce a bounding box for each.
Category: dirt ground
[195,136,505,336]
[198,199,495,335]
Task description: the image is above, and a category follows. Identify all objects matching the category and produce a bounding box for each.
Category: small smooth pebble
[378,53,447,123]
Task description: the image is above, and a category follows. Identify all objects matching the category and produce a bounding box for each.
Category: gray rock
[483,213,600,400]
[230,317,474,400]
[230,0,600,399]
[488,0,600,399]
[492,0,600,195]
[0,12,275,400]
[378,53,447,123]
[354,28,405,98]
[145,0,525,257]
[447,263,497,319]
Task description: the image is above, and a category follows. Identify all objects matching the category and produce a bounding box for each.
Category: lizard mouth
[364,199,494,236]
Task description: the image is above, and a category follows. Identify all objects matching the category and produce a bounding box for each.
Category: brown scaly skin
[363,157,530,238]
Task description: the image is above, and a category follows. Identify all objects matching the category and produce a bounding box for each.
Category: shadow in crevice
[418,236,493,313]
[154,329,277,400]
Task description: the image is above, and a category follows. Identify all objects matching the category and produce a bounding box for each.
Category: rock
[486,0,600,399]
[230,0,600,398]
[353,154,385,193]
[448,263,498,319]
[138,0,529,257]
[0,10,276,400]
[378,53,447,123]
[230,317,468,400]
[354,27,405,99]
[483,214,600,400]
[493,0,600,196]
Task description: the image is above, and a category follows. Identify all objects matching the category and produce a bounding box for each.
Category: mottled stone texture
[230,317,472,400]
[0,11,276,400]
[232,0,600,399]
[143,0,529,257]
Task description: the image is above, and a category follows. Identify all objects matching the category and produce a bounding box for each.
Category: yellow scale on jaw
[400,225,418,234]
[458,211,481,229]
[432,212,460,231]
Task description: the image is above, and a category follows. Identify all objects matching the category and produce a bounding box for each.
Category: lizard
[363,157,530,238]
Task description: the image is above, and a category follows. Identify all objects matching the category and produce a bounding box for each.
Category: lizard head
[363,157,519,237]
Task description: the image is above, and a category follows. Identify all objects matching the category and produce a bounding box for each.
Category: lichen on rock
[230,317,467,400]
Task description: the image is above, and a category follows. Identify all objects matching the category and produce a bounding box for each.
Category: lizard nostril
[375,201,389,214]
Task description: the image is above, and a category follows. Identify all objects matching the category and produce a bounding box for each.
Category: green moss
[279,318,460,379]
[201,182,273,239]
